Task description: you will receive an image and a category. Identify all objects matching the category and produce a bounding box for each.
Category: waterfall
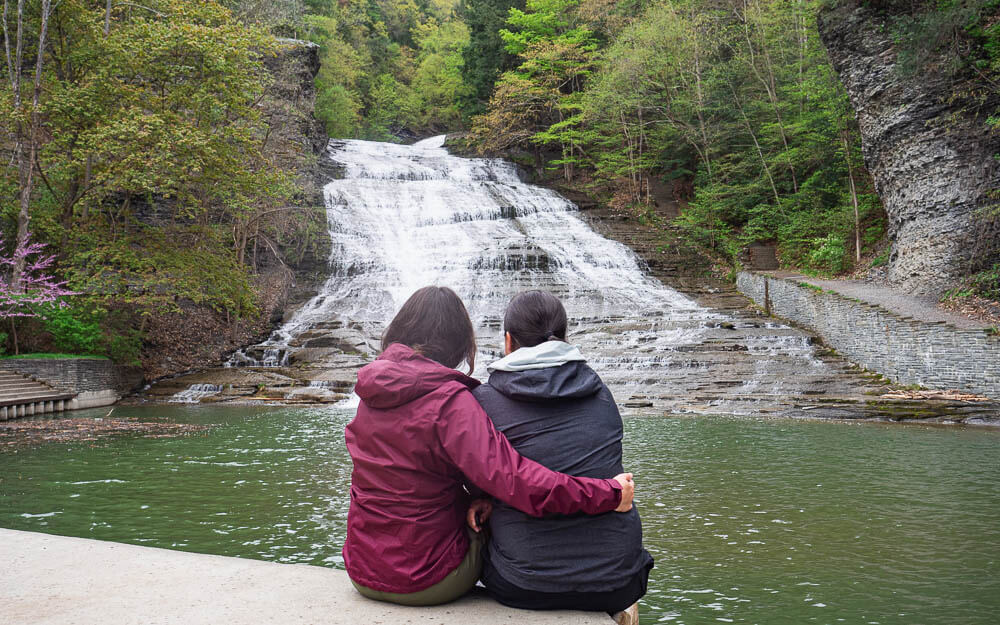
[228,135,841,413]
[169,384,224,403]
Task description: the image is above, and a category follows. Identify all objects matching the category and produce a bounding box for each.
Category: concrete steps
[0,370,76,420]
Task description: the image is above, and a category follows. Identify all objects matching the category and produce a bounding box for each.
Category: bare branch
[2,0,15,96]
[13,0,24,107]
[33,0,52,110]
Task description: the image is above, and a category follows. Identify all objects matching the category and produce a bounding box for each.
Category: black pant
[481,552,652,614]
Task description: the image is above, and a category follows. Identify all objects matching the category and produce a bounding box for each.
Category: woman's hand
[613,473,635,512]
[467,498,494,533]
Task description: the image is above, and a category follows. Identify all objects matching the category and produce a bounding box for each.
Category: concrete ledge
[0,530,612,625]
[68,389,120,410]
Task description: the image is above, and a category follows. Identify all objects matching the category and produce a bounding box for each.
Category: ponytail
[503,290,568,349]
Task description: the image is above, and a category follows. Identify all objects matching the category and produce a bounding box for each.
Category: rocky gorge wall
[818,3,1000,295]
[737,272,1000,399]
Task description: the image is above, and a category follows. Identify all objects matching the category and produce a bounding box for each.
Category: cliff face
[264,39,330,185]
[818,3,1000,295]
[262,39,332,277]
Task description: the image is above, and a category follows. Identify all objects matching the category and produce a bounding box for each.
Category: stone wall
[818,3,1000,296]
[0,359,144,409]
[737,272,1000,399]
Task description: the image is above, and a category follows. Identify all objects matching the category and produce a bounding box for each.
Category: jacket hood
[355,343,479,409]
[487,342,602,402]
[488,340,586,373]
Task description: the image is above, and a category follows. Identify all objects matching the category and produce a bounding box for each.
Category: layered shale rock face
[818,3,1000,295]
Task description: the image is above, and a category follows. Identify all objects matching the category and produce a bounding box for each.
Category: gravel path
[768,272,990,330]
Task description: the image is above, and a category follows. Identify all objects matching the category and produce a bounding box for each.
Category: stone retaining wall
[737,272,1000,398]
[0,359,143,409]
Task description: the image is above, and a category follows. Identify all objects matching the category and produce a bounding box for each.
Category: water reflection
[1,406,999,623]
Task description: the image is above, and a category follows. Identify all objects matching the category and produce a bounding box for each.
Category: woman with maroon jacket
[343,286,635,606]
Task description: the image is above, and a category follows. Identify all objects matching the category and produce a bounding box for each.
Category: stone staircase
[0,370,76,420]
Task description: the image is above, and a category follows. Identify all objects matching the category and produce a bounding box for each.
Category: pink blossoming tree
[0,232,77,354]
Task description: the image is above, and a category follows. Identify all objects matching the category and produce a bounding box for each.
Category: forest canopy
[1,0,319,361]
[3,0,997,363]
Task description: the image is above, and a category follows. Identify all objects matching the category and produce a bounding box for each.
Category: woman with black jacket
[470,290,654,622]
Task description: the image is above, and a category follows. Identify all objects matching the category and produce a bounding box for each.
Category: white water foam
[226,136,836,411]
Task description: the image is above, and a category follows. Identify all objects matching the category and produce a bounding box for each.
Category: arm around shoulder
[435,389,627,517]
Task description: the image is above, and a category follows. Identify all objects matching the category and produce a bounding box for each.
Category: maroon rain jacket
[342,343,624,594]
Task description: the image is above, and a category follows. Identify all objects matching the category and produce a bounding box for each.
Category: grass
[1,353,109,360]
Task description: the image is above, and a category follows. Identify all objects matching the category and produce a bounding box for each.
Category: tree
[0,232,76,353]
[472,0,597,179]
[2,1,304,323]
[458,0,525,115]
[306,0,469,138]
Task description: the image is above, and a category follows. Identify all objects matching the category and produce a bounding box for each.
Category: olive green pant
[352,530,484,606]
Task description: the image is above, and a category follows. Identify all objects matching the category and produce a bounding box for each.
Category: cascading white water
[229,135,844,413]
[169,384,224,403]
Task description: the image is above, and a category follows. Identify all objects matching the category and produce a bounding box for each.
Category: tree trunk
[743,0,798,193]
[621,112,639,204]
[731,82,781,207]
[842,131,862,264]
[692,26,712,179]
[10,0,53,292]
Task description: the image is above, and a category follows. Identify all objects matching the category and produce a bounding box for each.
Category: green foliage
[317,82,363,138]
[64,225,257,317]
[305,0,470,139]
[37,302,103,355]
[0,0,314,363]
[470,0,597,176]
[458,0,525,115]
[890,0,995,78]
[467,0,887,272]
[29,299,141,364]
[964,262,1000,300]
[808,234,848,274]
[500,0,593,55]
[31,0,289,220]
[410,21,474,129]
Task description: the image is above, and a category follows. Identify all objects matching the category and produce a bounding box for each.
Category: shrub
[37,302,103,356]
[968,262,1000,300]
[808,234,847,273]
[36,300,143,364]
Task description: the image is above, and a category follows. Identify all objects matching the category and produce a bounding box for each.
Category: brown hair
[382,286,477,373]
[503,290,567,349]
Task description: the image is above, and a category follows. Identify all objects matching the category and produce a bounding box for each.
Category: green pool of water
[2,405,998,624]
